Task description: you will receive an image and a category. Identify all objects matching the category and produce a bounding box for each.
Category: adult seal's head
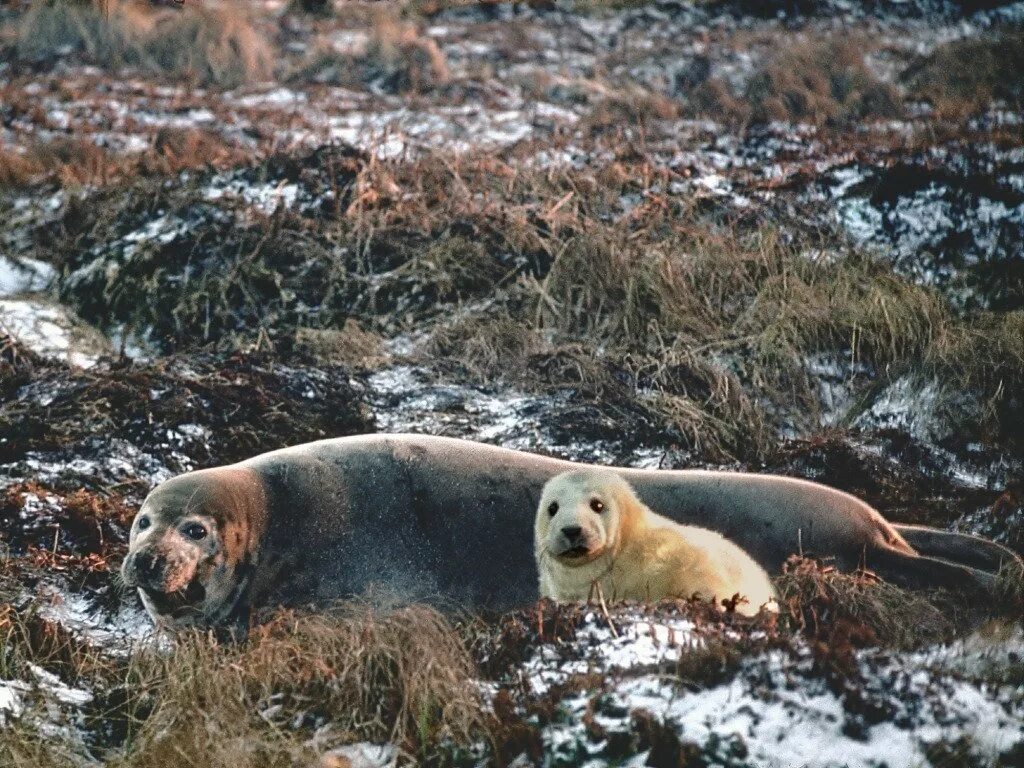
[121,467,267,630]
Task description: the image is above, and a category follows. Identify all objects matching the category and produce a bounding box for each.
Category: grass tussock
[0,128,246,188]
[928,311,1024,448]
[295,320,390,370]
[293,14,449,93]
[13,0,274,88]
[905,29,1024,117]
[0,603,486,767]
[776,556,961,649]
[422,224,946,458]
[48,144,364,349]
[116,607,484,767]
[36,145,1023,461]
[692,36,902,126]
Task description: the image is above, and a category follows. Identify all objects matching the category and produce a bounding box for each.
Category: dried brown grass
[23,139,1024,459]
[338,149,1023,459]
[692,35,902,126]
[293,12,449,93]
[295,320,390,370]
[905,29,1024,118]
[0,602,487,767]
[0,129,244,188]
[13,0,274,88]
[776,556,961,649]
[114,606,484,766]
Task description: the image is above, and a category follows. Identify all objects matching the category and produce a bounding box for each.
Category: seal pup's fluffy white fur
[535,469,777,616]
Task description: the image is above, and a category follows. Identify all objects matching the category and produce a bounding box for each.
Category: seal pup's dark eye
[590,499,604,513]
[183,523,208,541]
[547,502,559,517]
[137,515,150,531]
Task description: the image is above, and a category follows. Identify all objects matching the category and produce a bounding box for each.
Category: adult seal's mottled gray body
[121,433,1020,629]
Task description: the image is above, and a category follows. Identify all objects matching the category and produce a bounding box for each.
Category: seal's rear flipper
[870,547,998,594]
[893,525,1022,574]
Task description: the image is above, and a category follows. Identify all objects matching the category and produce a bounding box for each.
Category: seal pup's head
[535,469,642,569]
[121,466,267,630]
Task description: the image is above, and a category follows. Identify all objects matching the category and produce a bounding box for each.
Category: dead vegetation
[45,143,365,350]
[1,2,1023,763]
[905,28,1024,117]
[0,344,374,473]
[21,142,1020,463]
[775,556,961,649]
[0,602,487,767]
[1,557,1021,766]
[292,14,449,93]
[0,127,247,188]
[11,0,274,88]
[690,35,902,126]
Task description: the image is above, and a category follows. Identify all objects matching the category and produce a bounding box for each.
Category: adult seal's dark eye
[547,502,559,517]
[137,515,150,531]
[183,523,208,541]
[590,499,604,513]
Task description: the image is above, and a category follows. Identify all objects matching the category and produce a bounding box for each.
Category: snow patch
[0,256,56,297]
[0,299,105,368]
[513,612,1024,767]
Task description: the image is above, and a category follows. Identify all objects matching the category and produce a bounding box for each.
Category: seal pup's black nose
[561,525,583,542]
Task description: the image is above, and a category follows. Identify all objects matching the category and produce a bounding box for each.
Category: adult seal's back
[121,433,1020,629]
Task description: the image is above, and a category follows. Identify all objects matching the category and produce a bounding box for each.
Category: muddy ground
[0,0,1023,766]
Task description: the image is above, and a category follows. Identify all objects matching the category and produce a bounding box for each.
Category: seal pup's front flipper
[893,524,1022,575]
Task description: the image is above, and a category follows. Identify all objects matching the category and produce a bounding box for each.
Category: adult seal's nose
[561,525,583,542]
[126,550,162,586]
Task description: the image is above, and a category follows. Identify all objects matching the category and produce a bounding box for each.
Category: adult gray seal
[120,433,1020,629]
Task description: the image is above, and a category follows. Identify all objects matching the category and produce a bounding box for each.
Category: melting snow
[0,680,29,723]
[204,177,302,215]
[515,612,1024,767]
[36,588,154,653]
[0,256,56,297]
[0,299,106,368]
[367,365,666,466]
[10,439,175,489]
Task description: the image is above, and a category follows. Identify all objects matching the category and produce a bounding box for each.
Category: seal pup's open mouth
[558,545,592,559]
[555,544,608,565]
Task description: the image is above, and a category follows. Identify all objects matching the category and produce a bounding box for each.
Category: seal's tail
[870,547,998,594]
[893,524,1022,574]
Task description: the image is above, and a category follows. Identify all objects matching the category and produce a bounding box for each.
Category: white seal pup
[535,469,777,616]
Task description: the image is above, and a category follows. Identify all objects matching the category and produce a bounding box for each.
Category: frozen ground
[511,610,1024,768]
